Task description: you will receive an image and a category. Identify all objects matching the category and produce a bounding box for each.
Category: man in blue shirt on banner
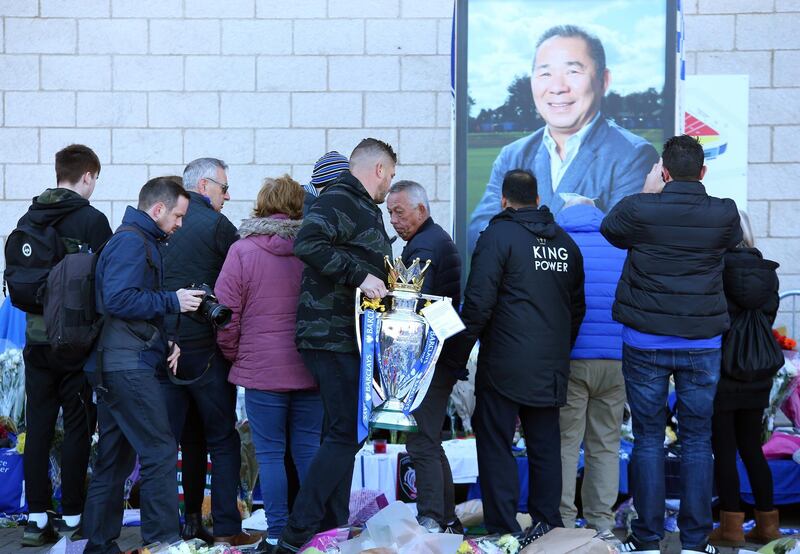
[468,24,658,252]
[601,135,741,554]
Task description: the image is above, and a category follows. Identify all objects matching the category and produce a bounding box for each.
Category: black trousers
[83,370,179,554]
[405,365,457,526]
[23,345,95,515]
[282,350,362,546]
[159,343,241,536]
[474,385,563,534]
[712,408,774,512]
[180,398,208,515]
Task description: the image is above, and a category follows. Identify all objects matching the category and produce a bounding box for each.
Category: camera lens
[209,303,232,328]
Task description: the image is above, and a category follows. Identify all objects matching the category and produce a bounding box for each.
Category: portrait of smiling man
[468,24,659,251]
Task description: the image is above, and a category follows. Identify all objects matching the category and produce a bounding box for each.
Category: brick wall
[1,0,798,304]
[0,0,454,259]
[684,0,800,299]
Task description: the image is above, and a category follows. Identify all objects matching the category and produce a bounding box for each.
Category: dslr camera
[187,283,232,328]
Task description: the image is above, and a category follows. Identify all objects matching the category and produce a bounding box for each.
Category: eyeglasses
[205,177,229,194]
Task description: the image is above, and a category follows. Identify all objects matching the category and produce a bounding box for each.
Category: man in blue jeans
[601,135,742,554]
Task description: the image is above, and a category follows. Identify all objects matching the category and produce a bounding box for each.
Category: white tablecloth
[350,438,479,502]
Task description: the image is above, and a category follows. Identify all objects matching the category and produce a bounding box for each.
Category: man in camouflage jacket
[278,139,395,553]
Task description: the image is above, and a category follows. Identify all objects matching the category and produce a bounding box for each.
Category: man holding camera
[82,178,205,553]
[160,158,260,547]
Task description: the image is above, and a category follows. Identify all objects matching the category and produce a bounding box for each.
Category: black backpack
[4,217,67,314]
[721,309,785,382]
[42,225,152,358]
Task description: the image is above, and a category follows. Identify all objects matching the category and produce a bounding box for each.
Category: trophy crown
[385,256,431,293]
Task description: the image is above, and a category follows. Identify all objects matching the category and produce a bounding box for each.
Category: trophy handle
[354,287,387,403]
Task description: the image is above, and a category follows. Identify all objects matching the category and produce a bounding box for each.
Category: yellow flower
[15,432,25,454]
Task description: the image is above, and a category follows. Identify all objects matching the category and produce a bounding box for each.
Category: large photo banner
[454,0,681,257]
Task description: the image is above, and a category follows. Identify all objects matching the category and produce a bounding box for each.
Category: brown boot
[745,509,781,544]
[708,510,745,547]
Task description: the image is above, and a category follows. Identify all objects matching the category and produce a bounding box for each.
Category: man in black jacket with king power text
[440,169,585,537]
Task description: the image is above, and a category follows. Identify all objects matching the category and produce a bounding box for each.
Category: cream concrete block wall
[0,0,453,268]
[1,0,799,303]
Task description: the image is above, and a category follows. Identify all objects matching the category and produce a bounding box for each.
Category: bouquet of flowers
[774,328,798,351]
[0,345,25,427]
[764,348,800,442]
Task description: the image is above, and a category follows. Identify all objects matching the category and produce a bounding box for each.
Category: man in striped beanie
[303,151,350,215]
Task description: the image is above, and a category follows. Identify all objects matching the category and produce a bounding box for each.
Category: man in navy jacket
[386,180,462,533]
[82,178,205,554]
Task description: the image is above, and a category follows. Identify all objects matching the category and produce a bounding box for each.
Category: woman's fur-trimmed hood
[238,215,302,239]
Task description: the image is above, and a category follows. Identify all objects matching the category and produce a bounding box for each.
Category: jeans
[281,350,362,547]
[623,344,720,549]
[474,385,563,534]
[159,343,241,536]
[246,389,323,539]
[83,370,179,554]
[23,345,95,516]
[559,359,625,530]
[405,364,457,527]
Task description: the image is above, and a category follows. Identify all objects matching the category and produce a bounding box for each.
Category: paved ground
[0,526,768,554]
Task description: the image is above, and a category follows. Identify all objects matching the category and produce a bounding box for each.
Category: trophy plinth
[369,398,418,432]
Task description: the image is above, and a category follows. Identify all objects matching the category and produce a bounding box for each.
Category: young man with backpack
[4,145,112,546]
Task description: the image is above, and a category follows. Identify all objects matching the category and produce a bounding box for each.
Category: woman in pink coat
[215,175,321,545]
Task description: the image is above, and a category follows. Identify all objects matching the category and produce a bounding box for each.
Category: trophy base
[369,398,418,432]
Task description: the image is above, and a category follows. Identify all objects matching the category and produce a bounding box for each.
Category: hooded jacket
[85,206,181,374]
[18,188,112,347]
[215,215,316,392]
[440,206,586,407]
[556,204,626,360]
[715,247,780,411]
[294,171,392,353]
[600,181,742,339]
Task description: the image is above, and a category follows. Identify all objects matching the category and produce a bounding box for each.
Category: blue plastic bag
[0,297,26,350]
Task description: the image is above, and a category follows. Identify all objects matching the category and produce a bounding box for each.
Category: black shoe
[181,512,214,545]
[444,517,464,534]
[618,534,661,553]
[22,516,60,547]
[53,518,80,539]
[518,521,552,548]
[275,540,301,553]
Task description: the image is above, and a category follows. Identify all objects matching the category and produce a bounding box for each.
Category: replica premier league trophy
[355,256,449,440]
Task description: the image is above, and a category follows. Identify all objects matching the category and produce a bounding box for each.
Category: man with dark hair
[468,24,658,252]
[10,145,112,547]
[81,178,206,554]
[386,180,462,534]
[601,135,742,554]
[278,138,395,553]
[440,168,585,538]
[159,158,259,547]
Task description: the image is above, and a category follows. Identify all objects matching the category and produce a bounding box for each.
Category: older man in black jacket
[386,180,462,533]
[600,136,741,554]
[440,169,585,537]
